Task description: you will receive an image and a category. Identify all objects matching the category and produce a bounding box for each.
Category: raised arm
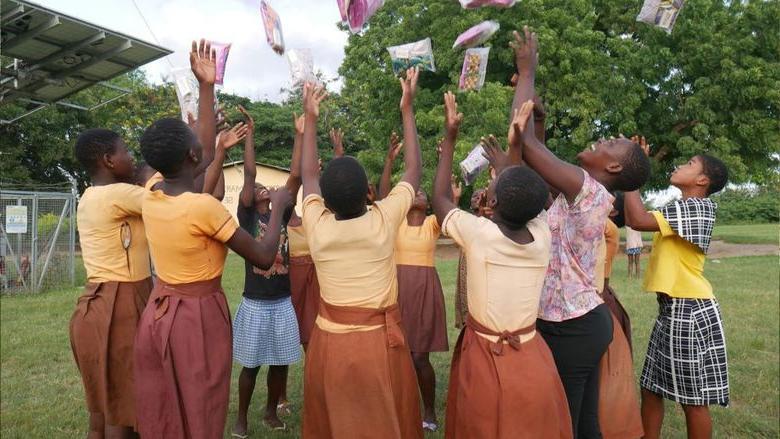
[285,113,305,199]
[509,27,537,127]
[624,136,659,231]
[512,31,584,202]
[330,128,345,159]
[378,132,403,200]
[433,92,463,224]
[238,105,257,208]
[227,188,293,269]
[203,122,248,196]
[301,83,328,198]
[189,39,218,189]
[399,67,422,190]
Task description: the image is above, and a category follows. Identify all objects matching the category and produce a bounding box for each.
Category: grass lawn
[619,222,779,245]
[2,254,778,438]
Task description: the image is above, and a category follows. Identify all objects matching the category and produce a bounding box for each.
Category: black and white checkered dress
[640,295,729,406]
[233,296,302,367]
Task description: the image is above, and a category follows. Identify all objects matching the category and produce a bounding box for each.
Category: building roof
[222,160,290,173]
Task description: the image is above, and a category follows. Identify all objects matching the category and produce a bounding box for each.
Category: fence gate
[0,190,76,294]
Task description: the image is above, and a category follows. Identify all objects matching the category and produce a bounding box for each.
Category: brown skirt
[397,265,449,353]
[69,278,152,428]
[455,251,469,329]
[599,312,644,439]
[602,285,633,353]
[289,255,320,345]
[134,277,232,439]
[303,303,422,439]
[445,327,573,439]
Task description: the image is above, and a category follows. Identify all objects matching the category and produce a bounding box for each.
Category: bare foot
[231,418,248,438]
[263,414,286,430]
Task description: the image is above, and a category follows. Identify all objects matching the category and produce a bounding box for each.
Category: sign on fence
[5,205,27,234]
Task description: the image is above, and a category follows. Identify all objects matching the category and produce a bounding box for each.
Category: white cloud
[34,0,348,102]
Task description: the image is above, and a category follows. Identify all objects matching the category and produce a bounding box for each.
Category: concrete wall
[221,161,303,219]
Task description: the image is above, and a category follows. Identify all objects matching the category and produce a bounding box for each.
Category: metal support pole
[37,199,68,290]
[30,194,38,292]
[70,191,76,286]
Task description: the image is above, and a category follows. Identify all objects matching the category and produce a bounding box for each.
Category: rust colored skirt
[599,312,644,439]
[134,277,232,439]
[454,251,468,329]
[289,255,320,345]
[303,301,423,439]
[602,285,633,353]
[69,277,152,428]
[445,319,573,439]
[397,265,449,353]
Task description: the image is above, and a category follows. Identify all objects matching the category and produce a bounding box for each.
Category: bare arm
[433,92,464,224]
[213,172,225,201]
[239,107,257,208]
[624,191,660,232]
[510,27,537,130]
[378,132,402,200]
[399,67,422,190]
[203,122,248,196]
[301,83,328,199]
[285,113,305,199]
[189,39,218,189]
[226,188,292,269]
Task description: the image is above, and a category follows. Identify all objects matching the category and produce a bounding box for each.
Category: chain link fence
[0,190,76,294]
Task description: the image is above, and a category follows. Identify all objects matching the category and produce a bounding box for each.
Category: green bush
[713,187,780,225]
[36,213,72,237]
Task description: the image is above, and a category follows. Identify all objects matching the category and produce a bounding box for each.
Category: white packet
[460,144,490,186]
[459,47,490,91]
[172,68,199,122]
[286,49,318,88]
[386,37,436,76]
[636,0,685,33]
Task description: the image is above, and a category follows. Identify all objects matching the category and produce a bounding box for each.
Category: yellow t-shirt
[394,215,440,267]
[145,172,163,191]
[604,220,620,280]
[443,209,551,344]
[302,182,415,333]
[288,224,309,257]
[643,211,713,299]
[142,190,239,284]
[77,183,151,283]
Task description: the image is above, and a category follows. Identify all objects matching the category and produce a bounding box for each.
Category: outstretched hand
[451,176,463,201]
[444,91,463,136]
[399,67,420,111]
[303,82,328,117]
[481,135,510,175]
[217,122,249,151]
[631,135,650,156]
[238,105,255,131]
[330,128,345,158]
[190,39,217,85]
[268,187,293,210]
[293,113,305,136]
[510,26,538,75]
[387,131,403,161]
[509,100,535,146]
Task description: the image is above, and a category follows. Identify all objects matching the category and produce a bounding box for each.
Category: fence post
[30,194,38,293]
[70,191,76,286]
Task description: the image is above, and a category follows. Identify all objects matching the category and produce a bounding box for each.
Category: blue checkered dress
[233,296,302,367]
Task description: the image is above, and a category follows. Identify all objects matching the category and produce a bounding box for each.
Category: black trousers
[537,304,613,439]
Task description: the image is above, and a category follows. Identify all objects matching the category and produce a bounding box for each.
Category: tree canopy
[1,0,777,193]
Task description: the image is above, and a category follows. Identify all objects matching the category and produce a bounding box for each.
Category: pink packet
[261,1,285,54]
[453,20,500,49]
[347,0,385,33]
[211,42,231,85]
[337,0,351,22]
[459,0,517,8]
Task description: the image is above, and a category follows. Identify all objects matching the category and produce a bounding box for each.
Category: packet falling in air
[287,48,318,88]
[459,0,517,8]
[453,20,500,50]
[636,0,685,33]
[172,68,199,121]
[210,42,231,85]
[459,47,490,91]
[345,0,385,33]
[386,38,436,75]
[261,1,285,54]
[460,144,490,186]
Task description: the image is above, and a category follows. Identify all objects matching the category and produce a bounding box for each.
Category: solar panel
[0,0,172,123]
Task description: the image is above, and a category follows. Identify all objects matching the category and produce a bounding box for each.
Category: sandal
[263,420,288,431]
[277,401,292,416]
[422,421,438,432]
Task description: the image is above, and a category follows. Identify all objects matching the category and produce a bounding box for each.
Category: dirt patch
[435,238,779,260]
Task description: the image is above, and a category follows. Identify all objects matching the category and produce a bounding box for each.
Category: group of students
[69,28,730,439]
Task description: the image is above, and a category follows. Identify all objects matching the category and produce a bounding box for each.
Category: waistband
[289,255,314,266]
[318,300,405,348]
[466,314,536,356]
[151,276,223,320]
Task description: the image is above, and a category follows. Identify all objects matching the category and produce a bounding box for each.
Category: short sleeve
[189,195,239,243]
[425,215,441,237]
[374,182,415,229]
[570,171,614,217]
[112,183,146,217]
[442,209,483,250]
[301,194,328,233]
[651,211,675,237]
[144,172,163,191]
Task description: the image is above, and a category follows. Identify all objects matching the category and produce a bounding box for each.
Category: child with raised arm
[625,226,644,278]
[133,40,294,439]
[434,94,571,439]
[624,137,729,439]
[231,106,302,436]
[299,68,423,439]
[512,27,651,438]
[70,128,153,439]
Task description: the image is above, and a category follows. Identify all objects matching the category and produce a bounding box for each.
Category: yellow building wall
[221,162,303,220]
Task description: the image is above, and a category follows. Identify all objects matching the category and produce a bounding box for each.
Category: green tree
[338,0,780,189]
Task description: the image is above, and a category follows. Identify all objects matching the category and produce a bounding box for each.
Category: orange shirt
[142,190,238,284]
[302,182,414,333]
[604,219,620,279]
[394,215,440,267]
[287,224,309,257]
[77,183,151,282]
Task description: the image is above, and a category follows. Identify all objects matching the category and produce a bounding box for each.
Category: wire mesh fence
[0,190,76,294]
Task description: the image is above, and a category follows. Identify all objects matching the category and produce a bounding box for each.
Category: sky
[35,0,349,102]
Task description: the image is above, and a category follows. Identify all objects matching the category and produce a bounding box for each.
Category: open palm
[190,39,216,85]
